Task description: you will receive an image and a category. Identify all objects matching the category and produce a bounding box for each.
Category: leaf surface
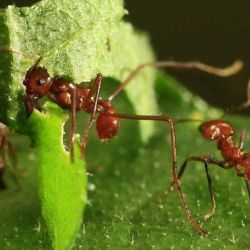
[1,1,249,250]
[0,0,157,249]
[0,0,156,140]
[27,102,87,250]
[0,72,250,250]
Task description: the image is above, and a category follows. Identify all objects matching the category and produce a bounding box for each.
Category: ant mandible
[0,48,243,237]
[0,122,20,189]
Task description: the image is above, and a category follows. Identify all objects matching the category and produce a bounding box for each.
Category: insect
[167,119,250,229]
[0,122,20,189]
[0,47,243,236]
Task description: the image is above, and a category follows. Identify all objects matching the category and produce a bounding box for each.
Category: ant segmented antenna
[229,78,250,113]
[108,60,243,101]
[0,47,42,66]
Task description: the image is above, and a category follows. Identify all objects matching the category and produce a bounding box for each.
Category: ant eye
[37,79,46,85]
[23,79,27,86]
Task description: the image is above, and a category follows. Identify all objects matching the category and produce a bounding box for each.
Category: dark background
[1,0,250,110]
[125,0,250,110]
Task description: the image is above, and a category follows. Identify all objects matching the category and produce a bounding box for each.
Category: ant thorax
[218,138,244,165]
[241,156,250,180]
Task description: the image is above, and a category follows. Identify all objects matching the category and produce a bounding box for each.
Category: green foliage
[0,0,156,140]
[0,0,249,250]
[27,103,87,250]
[1,74,250,249]
[0,0,157,249]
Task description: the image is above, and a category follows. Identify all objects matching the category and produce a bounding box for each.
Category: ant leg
[174,118,203,124]
[166,156,228,221]
[203,160,216,221]
[163,158,190,198]
[24,96,43,117]
[80,74,103,157]
[80,118,94,158]
[108,60,243,101]
[102,112,208,237]
[236,129,250,199]
[69,84,76,162]
[85,73,103,102]
[164,156,216,221]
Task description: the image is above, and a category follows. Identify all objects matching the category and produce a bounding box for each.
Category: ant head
[199,120,234,140]
[23,66,52,97]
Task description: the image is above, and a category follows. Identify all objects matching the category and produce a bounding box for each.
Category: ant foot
[160,183,175,200]
[203,213,213,221]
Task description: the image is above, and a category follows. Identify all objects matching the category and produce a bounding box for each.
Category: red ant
[0,48,243,236]
[164,81,250,230]
[166,119,250,229]
[0,122,20,189]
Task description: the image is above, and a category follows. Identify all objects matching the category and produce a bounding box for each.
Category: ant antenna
[174,118,203,124]
[108,60,243,102]
[152,60,243,77]
[226,78,250,114]
[0,47,42,66]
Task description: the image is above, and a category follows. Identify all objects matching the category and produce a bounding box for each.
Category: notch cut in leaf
[27,102,87,250]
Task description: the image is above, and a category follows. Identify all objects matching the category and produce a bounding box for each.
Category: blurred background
[1,0,250,110]
[125,0,250,110]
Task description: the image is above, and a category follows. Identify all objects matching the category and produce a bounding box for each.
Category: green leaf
[1,0,249,249]
[0,0,157,250]
[76,73,250,249]
[1,71,250,249]
[0,0,156,140]
[27,102,87,250]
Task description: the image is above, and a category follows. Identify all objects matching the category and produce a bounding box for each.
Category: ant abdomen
[96,108,120,141]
